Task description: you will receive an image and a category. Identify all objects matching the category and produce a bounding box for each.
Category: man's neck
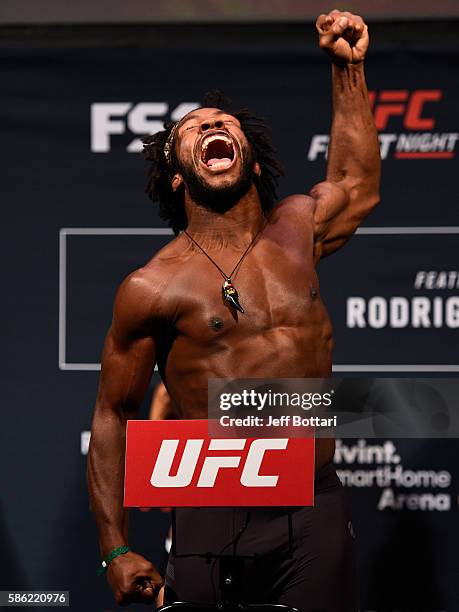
[184,184,265,249]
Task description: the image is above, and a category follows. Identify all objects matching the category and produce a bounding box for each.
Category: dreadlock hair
[142,90,284,235]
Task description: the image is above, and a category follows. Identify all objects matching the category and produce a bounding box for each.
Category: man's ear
[253,162,261,176]
[171,173,184,191]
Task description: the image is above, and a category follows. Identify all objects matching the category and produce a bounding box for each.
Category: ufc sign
[124,420,315,507]
[369,90,442,131]
[90,101,198,153]
[151,438,288,488]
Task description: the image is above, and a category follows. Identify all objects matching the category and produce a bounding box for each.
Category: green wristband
[97,545,131,576]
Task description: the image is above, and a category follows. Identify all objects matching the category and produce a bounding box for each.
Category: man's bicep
[96,329,156,416]
[95,272,158,416]
[310,179,380,259]
[310,181,349,242]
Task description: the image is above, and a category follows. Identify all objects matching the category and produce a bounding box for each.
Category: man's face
[172,107,259,213]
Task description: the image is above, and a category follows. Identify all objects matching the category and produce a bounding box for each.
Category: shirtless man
[88,10,380,611]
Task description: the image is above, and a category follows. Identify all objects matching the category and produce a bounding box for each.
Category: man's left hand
[316,10,369,65]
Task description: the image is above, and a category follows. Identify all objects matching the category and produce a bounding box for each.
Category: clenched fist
[107,551,164,606]
[316,10,369,65]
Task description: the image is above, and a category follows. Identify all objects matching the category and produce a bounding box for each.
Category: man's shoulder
[116,233,190,319]
[269,194,315,226]
[140,231,193,285]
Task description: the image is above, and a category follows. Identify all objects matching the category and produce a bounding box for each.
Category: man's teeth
[201,134,233,159]
[202,134,232,149]
[200,133,234,169]
[208,158,232,169]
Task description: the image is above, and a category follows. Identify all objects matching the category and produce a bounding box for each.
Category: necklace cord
[183,219,267,281]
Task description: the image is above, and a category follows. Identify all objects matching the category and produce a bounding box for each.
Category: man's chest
[166,238,325,343]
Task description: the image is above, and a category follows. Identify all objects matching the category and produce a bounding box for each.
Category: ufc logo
[369,90,442,131]
[150,438,288,488]
[125,420,314,506]
[90,101,198,152]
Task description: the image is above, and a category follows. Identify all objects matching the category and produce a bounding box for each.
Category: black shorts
[164,462,358,612]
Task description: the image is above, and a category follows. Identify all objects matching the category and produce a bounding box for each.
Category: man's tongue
[208,158,232,169]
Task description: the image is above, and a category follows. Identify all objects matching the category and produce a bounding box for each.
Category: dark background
[1,14,458,612]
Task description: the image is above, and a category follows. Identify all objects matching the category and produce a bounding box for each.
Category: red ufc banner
[124,420,315,507]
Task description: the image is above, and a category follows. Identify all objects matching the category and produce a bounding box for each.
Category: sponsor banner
[2,25,458,612]
[90,102,199,153]
[124,420,315,507]
[319,234,459,370]
[339,437,458,611]
[61,231,459,371]
[308,89,458,162]
[336,439,453,512]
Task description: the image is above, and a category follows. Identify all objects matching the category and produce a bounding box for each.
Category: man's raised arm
[87,271,163,605]
[311,9,381,259]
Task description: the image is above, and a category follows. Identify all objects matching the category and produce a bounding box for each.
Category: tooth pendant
[222,278,244,314]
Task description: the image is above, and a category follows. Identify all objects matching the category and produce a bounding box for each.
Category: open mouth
[200,132,235,171]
